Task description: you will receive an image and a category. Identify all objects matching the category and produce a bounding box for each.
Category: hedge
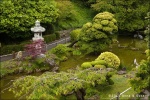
[0,33,60,55]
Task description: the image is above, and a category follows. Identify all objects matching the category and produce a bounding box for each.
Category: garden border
[0,37,70,62]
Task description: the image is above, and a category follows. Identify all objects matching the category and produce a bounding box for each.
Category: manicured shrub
[55,31,60,39]
[0,44,24,55]
[51,44,71,57]
[70,29,81,41]
[81,62,92,69]
[90,60,106,66]
[101,20,109,25]
[43,34,56,43]
[95,52,120,69]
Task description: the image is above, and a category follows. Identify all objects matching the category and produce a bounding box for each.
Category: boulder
[117,70,126,75]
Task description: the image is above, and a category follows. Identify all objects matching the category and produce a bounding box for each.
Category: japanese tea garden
[0,0,150,100]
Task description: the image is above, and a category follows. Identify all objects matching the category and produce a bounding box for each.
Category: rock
[15,51,23,60]
[27,70,33,74]
[52,67,59,72]
[37,54,46,58]
[19,67,24,73]
[36,69,41,72]
[46,58,56,66]
[117,70,126,75]
[106,68,114,72]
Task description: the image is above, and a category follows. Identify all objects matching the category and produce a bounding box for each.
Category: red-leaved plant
[25,39,46,59]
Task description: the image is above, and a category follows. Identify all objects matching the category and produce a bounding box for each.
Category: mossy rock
[81,62,92,69]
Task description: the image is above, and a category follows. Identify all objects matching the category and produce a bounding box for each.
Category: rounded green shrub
[101,20,109,25]
[81,62,92,69]
[93,23,102,29]
[90,60,106,66]
[95,52,120,69]
[51,44,72,57]
[70,29,81,41]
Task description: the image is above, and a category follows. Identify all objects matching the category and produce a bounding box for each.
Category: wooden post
[12,51,16,59]
[116,92,120,100]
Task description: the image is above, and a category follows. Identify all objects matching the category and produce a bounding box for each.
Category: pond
[0,36,147,100]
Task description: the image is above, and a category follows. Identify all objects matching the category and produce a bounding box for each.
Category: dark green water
[0,36,147,100]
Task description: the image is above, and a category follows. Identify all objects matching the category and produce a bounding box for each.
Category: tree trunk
[75,88,86,100]
[68,40,78,47]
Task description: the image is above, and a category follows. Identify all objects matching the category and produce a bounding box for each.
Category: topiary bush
[95,52,120,69]
[70,29,81,41]
[76,12,118,54]
[0,44,25,55]
[50,44,72,61]
[81,62,92,69]
[43,34,57,43]
[90,60,106,66]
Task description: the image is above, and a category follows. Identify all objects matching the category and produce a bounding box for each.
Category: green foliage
[55,31,60,39]
[90,60,106,66]
[0,44,25,55]
[85,87,99,98]
[81,62,92,69]
[50,44,72,61]
[96,52,120,69]
[55,1,94,30]
[144,12,150,47]
[77,12,118,54]
[9,67,112,99]
[90,0,149,32]
[43,34,56,43]
[72,49,82,56]
[70,29,81,41]
[130,57,150,93]
[0,0,58,39]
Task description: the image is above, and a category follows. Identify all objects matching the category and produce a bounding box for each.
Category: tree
[0,0,58,40]
[9,67,113,100]
[76,12,118,54]
[130,49,150,93]
[24,39,46,59]
[144,12,150,47]
[89,0,149,32]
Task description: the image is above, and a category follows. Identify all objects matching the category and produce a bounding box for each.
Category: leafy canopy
[9,67,112,100]
[130,49,150,93]
[0,0,58,39]
[89,0,149,32]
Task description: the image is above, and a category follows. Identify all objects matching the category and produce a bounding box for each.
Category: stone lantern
[31,20,45,41]
[30,20,46,58]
